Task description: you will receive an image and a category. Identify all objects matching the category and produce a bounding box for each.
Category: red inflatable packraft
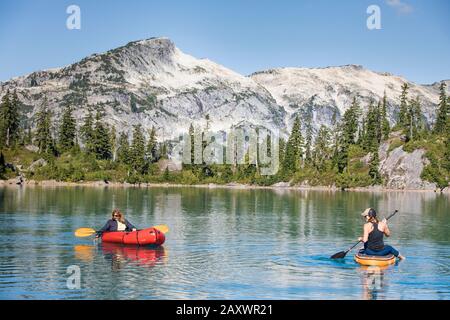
[101,227,165,246]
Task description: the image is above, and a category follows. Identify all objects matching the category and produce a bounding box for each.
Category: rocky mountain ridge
[1,37,448,190]
[1,37,448,139]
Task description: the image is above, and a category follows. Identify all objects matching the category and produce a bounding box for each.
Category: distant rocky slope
[250,66,450,132]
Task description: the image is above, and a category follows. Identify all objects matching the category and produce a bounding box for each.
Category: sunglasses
[113,214,120,217]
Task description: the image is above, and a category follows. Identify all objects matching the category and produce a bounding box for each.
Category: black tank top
[367,222,385,251]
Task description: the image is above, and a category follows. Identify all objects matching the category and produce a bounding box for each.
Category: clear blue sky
[0,0,449,84]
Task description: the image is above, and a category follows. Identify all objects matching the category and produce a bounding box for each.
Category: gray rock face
[1,37,447,141]
[25,145,39,153]
[27,158,48,172]
[250,66,449,134]
[157,159,182,172]
[379,143,436,190]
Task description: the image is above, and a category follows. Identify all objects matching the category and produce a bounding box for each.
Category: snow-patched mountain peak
[0,37,286,139]
[0,37,447,141]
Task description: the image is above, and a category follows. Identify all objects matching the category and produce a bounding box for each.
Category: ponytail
[368,216,379,224]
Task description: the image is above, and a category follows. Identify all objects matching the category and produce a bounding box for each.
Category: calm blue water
[0,186,449,299]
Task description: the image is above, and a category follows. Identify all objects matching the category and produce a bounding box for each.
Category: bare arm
[358,223,372,243]
[381,219,390,237]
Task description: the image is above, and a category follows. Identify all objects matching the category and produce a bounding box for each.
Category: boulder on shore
[272,182,291,188]
[379,143,437,190]
[28,158,48,172]
[157,159,182,172]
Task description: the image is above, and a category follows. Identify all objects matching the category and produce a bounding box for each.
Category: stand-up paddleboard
[354,251,396,267]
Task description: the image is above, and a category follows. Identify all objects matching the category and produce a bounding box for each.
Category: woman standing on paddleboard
[96,209,137,238]
[358,208,405,260]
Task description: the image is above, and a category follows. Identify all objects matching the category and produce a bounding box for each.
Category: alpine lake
[0,185,448,300]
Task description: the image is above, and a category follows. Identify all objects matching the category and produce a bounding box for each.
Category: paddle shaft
[75,224,169,238]
[344,209,398,254]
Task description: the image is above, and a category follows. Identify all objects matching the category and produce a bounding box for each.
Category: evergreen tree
[278,138,286,172]
[80,109,95,154]
[188,123,195,165]
[375,101,382,143]
[58,106,77,152]
[117,132,130,164]
[35,105,56,155]
[72,134,81,154]
[304,121,313,165]
[415,96,426,135]
[283,116,303,173]
[398,83,409,128]
[130,124,146,174]
[0,152,5,178]
[160,142,168,160]
[331,110,341,169]
[146,126,158,163]
[444,114,450,172]
[110,125,117,161]
[360,101,383,184]
[406,98,415,142]
[335,142,349,174]
[403,96,424,142]
[264,130,272,159]
[357,117,366,147]
[0,90,20,147]
[368,150,382,185]
[16,125,25,147]
[92,111,112,160]
[363,102,381,152]
[18,123,30,147]
[25,126,33,145]
[380,93,390,141]
[335,97,361,173]
[9,91,21,147]
[433,82,448,134]
[342,97,361,146]
[312,125,332,171]
[413,96,424,139]
[163,166,170,181]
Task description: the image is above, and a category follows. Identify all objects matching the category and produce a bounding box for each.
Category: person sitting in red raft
[96,209,136,238]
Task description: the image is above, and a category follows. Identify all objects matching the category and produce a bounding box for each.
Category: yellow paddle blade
[153,224,169,234]
[74,227,96,237]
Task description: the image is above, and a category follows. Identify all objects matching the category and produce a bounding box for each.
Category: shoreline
[0,178,448,194]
